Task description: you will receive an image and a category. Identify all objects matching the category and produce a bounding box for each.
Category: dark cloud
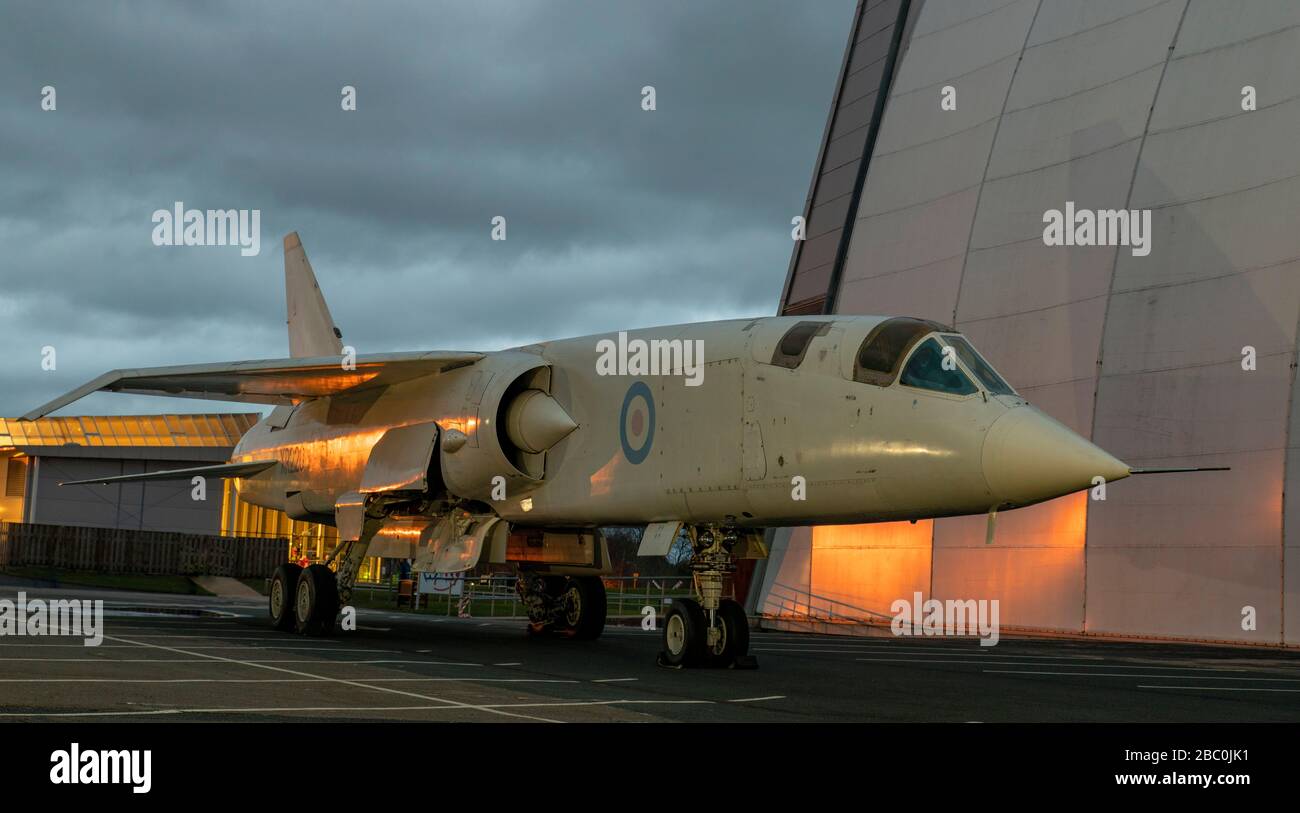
[0,0,853,416]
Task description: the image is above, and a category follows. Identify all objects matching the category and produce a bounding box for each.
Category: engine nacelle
[439,352,577,503]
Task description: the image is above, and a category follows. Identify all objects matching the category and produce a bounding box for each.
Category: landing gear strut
[659,525,755,669]
[517,573,607,640]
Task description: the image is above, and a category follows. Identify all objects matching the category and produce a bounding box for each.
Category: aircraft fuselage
[231,314,1126,529]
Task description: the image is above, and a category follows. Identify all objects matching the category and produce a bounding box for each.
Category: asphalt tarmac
[3,582,1299,723]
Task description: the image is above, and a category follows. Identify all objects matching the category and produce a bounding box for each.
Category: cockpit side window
[853,316,950,385]
[942,335,1016,396]
[770,320,832,369]
[899,338,978,396]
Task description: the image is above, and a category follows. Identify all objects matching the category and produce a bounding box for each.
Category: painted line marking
[855,657,1280,672]
[0,677,580,684]
[0,658,481,665]
[727,695,786,703]
[90,634,299,641]
[92,633,563,723]
[757,645,1122,661]
[0,644,399,652]
[985,670,1300,681]
[0,698,713,718]
[1139,685,1300,693]
[0,705,506,718]
[592,678,638,683]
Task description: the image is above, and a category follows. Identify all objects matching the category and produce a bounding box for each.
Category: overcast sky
[0,0,853,417]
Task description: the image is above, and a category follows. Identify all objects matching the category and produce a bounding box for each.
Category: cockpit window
[853,316,950,385]
[899,338,978,396]
[942,335,1016,396]
[770,320,832,369]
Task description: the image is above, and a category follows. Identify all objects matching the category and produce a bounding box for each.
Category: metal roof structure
[0,414,259,451]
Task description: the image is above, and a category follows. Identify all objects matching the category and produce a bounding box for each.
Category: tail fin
[284,232,344,358]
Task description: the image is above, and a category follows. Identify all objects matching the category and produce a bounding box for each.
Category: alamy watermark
[50,743,151,793]
[890,592,999,647]
[1043,201,1151,257]
[0,592,103,646]
[596,331,704,386]
[151,202,261,256]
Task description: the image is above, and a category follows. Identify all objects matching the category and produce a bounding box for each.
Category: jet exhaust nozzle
[504,389,578,454]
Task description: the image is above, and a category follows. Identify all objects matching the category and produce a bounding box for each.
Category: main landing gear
[269,558,351,636]
[516,573,607,640]
[659,525,755,669]
[269,504,382,636]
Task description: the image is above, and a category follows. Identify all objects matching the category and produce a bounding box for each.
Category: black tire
[661,598,706,667]
[294,564,340,636]
[269,563,302,632]
[706,598,750,666]
[563,576,607,640]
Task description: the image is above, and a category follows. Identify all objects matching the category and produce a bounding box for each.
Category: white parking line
[986,670,1300,681]
[855,657,1272,671]
[473,699,713,708]
[727,695,785,703]
[1139,685,1300,692]
[95,634,296,641]
[0,658,220,663]
[0,644,400,652]
[96,633,564,723]
[0,677,580,684]
[0,696,721,718]
[0,658,481,665]
[0,705,497,718]
[758,645,1116,661]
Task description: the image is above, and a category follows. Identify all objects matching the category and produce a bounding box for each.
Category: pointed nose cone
[982,406,1128,506]
[504,389,578,454]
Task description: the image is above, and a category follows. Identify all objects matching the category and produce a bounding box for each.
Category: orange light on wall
[808,520,933,621]
[930,492,1088,631]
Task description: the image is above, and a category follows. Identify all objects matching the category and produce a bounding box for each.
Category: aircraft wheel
[705,598,750,666]
[294,564,340,636]
[269,563,302,631]
[661,598,706,667]
[562,576,607,640]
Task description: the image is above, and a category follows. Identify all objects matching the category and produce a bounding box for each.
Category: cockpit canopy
[855,317,1016,397]
[853,317,948,386]
[771,316,1016,397]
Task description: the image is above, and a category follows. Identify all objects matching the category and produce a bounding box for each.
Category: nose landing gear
[658,525,757,669]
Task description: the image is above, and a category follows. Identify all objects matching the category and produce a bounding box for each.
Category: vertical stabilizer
[284,232,344,358]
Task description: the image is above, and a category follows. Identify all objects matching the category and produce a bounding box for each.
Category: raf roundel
[619,381,655,465]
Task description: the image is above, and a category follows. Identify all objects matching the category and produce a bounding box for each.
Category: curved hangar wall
[762,0,1300,644]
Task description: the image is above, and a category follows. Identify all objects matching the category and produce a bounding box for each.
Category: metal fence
[354,574,705,619]
[0,520,286,578]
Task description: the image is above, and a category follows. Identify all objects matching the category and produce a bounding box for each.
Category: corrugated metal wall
[29,456,226,535]
[763,0,1300,645]
[779,0,918,315]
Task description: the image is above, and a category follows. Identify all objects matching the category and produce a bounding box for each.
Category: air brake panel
[359,421,440,494]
